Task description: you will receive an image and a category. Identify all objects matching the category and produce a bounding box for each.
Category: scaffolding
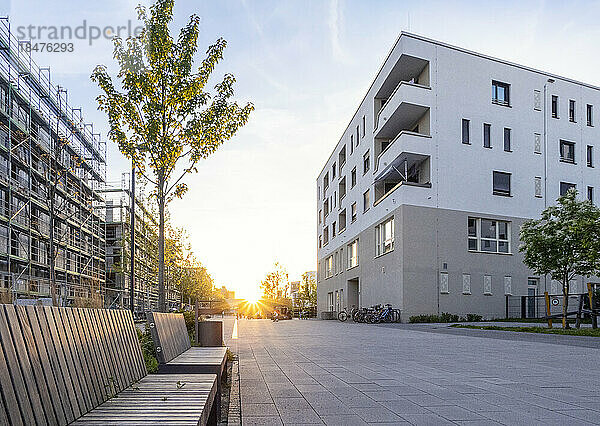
[0,18,107,306]
[100,174,180,314]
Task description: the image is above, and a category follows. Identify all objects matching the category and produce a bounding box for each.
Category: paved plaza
[222,318,600,426]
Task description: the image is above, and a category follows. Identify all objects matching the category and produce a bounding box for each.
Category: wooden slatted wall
[0,305,147,425]
[146,312,191,364]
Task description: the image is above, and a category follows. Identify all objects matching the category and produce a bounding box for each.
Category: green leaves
[520,189,600,283]
[91,0,254,198]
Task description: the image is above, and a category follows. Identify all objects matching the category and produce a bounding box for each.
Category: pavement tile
[350,406,404,423]
[320,415,369,426]
[278,409,324,424]
[242,417,284,426]
[242,403,280,416]
[273,397,313,410]
[426,405,486,421]
[399,413,457,425]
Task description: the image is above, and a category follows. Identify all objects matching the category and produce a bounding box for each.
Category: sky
[3,0,600,300]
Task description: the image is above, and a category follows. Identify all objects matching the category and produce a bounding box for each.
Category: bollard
[544,291,552,329]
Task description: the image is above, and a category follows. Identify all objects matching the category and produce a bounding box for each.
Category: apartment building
[316,32,600,319]
[0,19,107,306]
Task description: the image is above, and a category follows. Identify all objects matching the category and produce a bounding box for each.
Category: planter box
[197,321,224,346]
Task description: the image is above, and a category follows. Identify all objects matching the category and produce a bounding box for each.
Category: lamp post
[130,162,135,314]
[543,77,555,294]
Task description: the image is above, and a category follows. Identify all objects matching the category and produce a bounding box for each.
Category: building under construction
[101,174,180,314]
[0,19,107,305]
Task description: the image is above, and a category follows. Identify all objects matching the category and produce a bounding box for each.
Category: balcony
[375,130,431,172]
[373,152,431,206]
[374,54,431,132]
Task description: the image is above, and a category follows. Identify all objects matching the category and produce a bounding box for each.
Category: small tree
[92,0,253,311]
[298,272,317,310]
[520,189,600,328]
[260,262,288,300]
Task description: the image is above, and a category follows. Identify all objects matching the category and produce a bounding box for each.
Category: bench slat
[71,373,217,426]
[32,306,76,423]
[24,305,67,425]
[14,305,58,424]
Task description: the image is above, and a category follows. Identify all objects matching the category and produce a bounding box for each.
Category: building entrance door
[348,278,359,309]
[527,279,538,318]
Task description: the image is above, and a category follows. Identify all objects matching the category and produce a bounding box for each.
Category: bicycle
[338,305,357,322]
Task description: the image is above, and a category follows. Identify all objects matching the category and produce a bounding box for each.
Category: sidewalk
[223,318,600,425]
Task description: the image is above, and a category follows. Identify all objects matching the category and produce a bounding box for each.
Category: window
[492,80,510,106]
[533,90,541,110]
[503,128,511,152]
[587,145,593,167]
[534,176,542,198]
[363,151,370,174]
[339,177,346,202]
[338,209,346,232]
[324,199,329,218]
[362,115,366,137]
[560,182,576,196]
[323,226,329,245]
[318,209,322,225]
[363,189,370,212]
[552,95,558,118]
[339,146,346,169]
[332,163,336,179]
[347,240,358,269]
[356,126,359,146]
[375,217,394,256]
[461,119,470,144]
[334,252,338,274]
[326,256,333,278]
[468,217,511,254]
[323,172,329,190]
[560,140,575,163]
[588,186,594,203]
[493,171,511,196]
[332,221,336,238]
[351,202,357,222]
[351,167,356,187]
[327,291,333,309]
[587,104,593,126]
[569,100,576,122]
[350,135,354,154]
[483,123,491,148]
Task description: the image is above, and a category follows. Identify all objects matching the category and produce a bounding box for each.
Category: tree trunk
[158,180,166,312]
[562,276,569,329]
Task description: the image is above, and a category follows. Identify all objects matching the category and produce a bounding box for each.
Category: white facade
[316,33,600,319]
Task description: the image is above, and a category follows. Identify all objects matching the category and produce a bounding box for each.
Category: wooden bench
[146,313,228,419]
[0,305,218,425]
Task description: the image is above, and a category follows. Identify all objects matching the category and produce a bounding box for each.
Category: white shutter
[535,177,542,197]
[483,275,492,295]
[462,274,471,294]
[533,90,541,110]
[504,276,512,295]
[440,272,449,294]
[534,133,542,154]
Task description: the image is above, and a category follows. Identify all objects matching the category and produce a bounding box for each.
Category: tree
[520,189,600,328]
[298,272,317,310]
[92,0,253,311]
[260,262,289,300]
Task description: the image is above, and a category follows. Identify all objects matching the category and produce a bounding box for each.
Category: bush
[137,326,159,373]
[409,312,464,323]
[182,310,204,345]
[466,313,483,322]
